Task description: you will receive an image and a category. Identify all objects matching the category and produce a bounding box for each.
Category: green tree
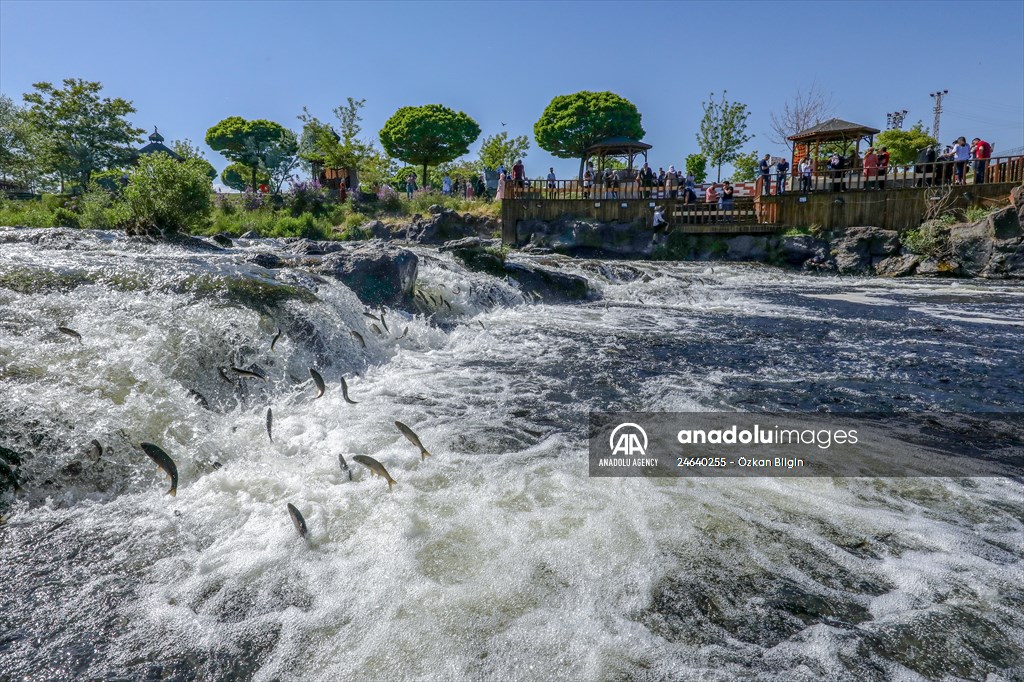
[730,150,759,182]
[478,131,529,171]
[298,98,378,188]
[379,104,481,188]
[221,162,269,191]
[121,152,213,234]
[685,153,708,184]
[171,139,217,180]
[874,122,938,166]
[205,117,295,192]
[22,78,143,191]
[533,91,644,179]
[0,94,40,189]
[696,91,753,182]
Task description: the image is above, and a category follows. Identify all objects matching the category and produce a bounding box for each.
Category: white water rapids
[0,228,1022,681]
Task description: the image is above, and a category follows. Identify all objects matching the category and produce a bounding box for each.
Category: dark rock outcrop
[778,235,830,267]
[517,217,652,257]
[406,208,495,244]
[503,261,591,302]
[951,205,1024,278]
[874,254,921,277]
[830,226,901,273]
[308,241,418,306]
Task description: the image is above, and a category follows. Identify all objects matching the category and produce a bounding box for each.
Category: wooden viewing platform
[501,154,1024,246]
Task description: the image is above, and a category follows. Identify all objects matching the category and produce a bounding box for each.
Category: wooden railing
[758,154,1024,195]
[503,154,1024,200]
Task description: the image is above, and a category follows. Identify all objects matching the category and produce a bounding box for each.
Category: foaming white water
[1,230,1022,680]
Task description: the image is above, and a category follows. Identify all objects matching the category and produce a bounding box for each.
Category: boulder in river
[308,241,418,306]
[830,226,900,273]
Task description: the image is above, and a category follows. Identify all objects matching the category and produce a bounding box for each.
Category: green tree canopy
[205,117,295,192]
[221,162,269,191]
[121,152,213,235]
[730,150,760,182]
[0,94,40,189]
[685,153,708,184]
[533,91,644,179]
[874,122,938,166]
[22,78,144,191]
[171,139,217,181]
[379,104,480,188]
[696,91,754,182]
[478,131,529,171]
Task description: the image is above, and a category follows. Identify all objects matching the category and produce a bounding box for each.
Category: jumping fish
[218,366,234,385]
[395,421,430,461]
[371,324,383,335]
[271,327,283,352]
[140,442,178,497]
[87,439,103,462]
[352,455,396,490]
[287,502,308,539]
[398,327,409,340]
[57,326,82,344]
[309,368,326,399]
[351,330,366,348]
[443,299,452,312]
[266,408,273,442]
[338,453,352,481]
[340,377,358,404]
[230,366,267,381]
[478,321,485,331]
[362,312,380,322]
[187,388,210,410]
[380,313,389,333]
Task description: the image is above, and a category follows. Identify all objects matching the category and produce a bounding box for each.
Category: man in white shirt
[800,158,814,193]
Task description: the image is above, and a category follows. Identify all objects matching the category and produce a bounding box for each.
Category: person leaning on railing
[971,137,992,184]
[951,137,970,184]
[800,157,814,193]
[637,163,655,198]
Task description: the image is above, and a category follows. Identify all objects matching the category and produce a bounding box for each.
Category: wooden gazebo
[135,127,181,161]
[787,118,880,171]
[584,136,652,173]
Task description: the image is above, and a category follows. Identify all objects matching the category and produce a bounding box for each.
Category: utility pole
[886,109,908,130]
[930,90,949,143]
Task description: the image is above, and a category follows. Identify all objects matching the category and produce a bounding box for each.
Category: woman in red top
[862,148,879,190]
[877,147,890,189]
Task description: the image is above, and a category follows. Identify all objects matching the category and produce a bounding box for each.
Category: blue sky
[2,0,1022,185]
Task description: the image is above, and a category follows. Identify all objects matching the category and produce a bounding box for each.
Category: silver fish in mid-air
[352,455,396,490]
[218,366,234,385]
[309,368,326,399]
[395,421,430,461]
[380,313,389,333]
[287,503,308,539]
[230,366,267,381]
[87,439,103,462]
[351,330,366,348]
[271,327,283,352]
[140,442,178,497]
[338,454,352,481]
[371,324,383,335]
[362,312,380,322]
[266,408,274,442]
[187,388,210,410]
[57,326,82,344]
[340,377,358,404]
[398,327,409,340]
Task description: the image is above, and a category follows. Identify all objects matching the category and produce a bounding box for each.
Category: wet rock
[360,220,392,240]
[244,252,287,269]
[240,230,261,239]
[874,254,920,277]
[949,206,1024,278]
[211,233,234,247]
[779,235,829,266]
[518,217,652,257]
[308,241,418,306]
[831,226,900,273]
[503,261,591,301]
[724,235,768,260]
[442,238,505,276]
[917,257,961,276]
[406,208,486,244]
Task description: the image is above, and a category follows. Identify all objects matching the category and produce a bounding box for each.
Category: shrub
[964,206,989,223]
[52,207,80,228]
[902,221,950,258]
[121,153,213,233]
[286,179,332,217]
[77,190,118,230]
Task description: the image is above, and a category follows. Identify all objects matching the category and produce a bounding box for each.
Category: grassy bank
[0,191,500,241]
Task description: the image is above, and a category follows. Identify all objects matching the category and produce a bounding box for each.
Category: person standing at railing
[828,152,845,192]
[546,167,556,196]
[951,137,970,184]
[582,163,594,199]
[759,154,772,195]
[877,147,890,190]
[637,163,655,198]
[862,148,879,190]
[666,165,679,198]
[775,158,790,195]
[800,157,814,193]
[915,146,937,187]
[719,180,734,221]
[495,171,506,200]
[512,159,525,189]
[971,137,992,184]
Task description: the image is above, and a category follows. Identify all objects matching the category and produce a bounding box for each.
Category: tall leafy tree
[22,78,143,191]
[298,98,375,186]
[533,91,644,179]
[730,150,760,182]
[696,91,754,181]
[874,123,938,166]
[685,153,708,184]
[379,104,481,187]
[221,162,269,192]
[0,94,40,189]
[171,139,217,181]
[205,117,295,191]
[478,131,530,171]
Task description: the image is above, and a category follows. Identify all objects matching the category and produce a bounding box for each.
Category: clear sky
[2,0,1022,185]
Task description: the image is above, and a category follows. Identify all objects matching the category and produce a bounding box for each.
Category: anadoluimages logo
[609,423,648,456]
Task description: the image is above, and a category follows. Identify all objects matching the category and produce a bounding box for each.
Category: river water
[0,227,1022,681]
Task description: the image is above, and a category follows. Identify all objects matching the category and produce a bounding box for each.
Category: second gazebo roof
[788,118,880,142]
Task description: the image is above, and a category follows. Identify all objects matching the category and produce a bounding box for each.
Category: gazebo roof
[136,126,181,160]
[584,136,653,156]
[788,118,880,142]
